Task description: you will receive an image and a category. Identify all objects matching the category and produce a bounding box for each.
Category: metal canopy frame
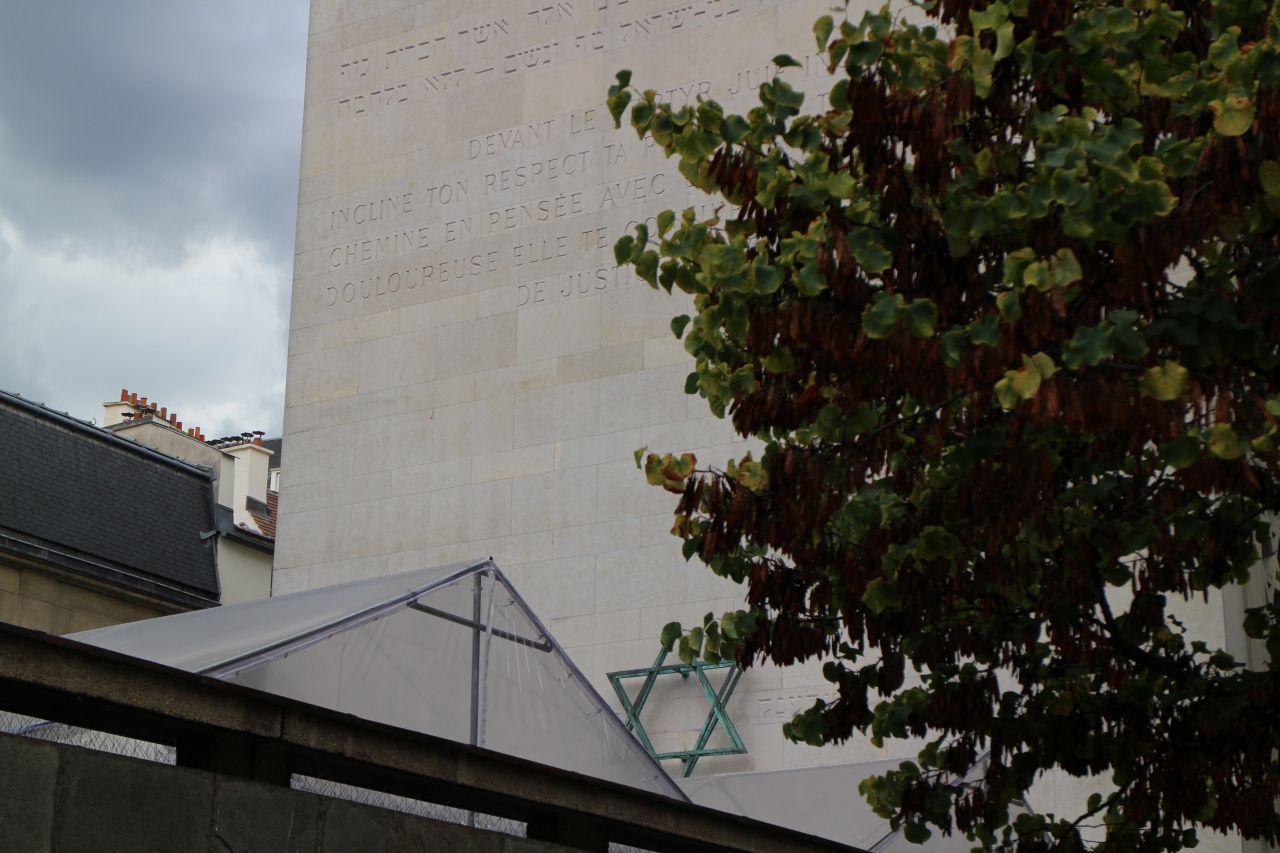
[608,647,746,778]
[71,558,689,801]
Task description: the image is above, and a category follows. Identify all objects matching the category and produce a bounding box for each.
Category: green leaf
[994,376,1021,410]
[1062,324,1114,369]
[671,315,691,338]
[656,209,676,237]
[1262,161,1280,197]
[606,70,633,128]
[970,1,1009,33]
[1052,249,1083,288]
[997,291,1022,321]
[660,621,683,652]
[634,446,648,469]
[721,115,751,144]
[614,235,634,267]
[1022,261,1052,292]
[941,328,967,368]
[773,54,802,69]
[829,79,850,110]
[752,256,783,294]
[1160,435,1201,469]
[1140,361,1190,401]
[1211,97,1255,137]
[643,453,667,486]
[1003,247,1038,285]
[847,230,893,273]
[1266,395,1280,417]
[814,15,834,52]
[969,315,1002,347]
[849,402,878,434]
[1010,364,1042,398]
[1205,423,1243,460]
[994,20,1016,61]
[635,250,659,286]
[903,299,938,338]
[796,264,827,296]
[1028,352,1057,379]
[914,526,958,561]
[863,292,903,338]
[763,346,796,374]
[862,578,903,614]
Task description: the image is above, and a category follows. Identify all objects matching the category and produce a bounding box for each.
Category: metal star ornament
[608,647,746,777]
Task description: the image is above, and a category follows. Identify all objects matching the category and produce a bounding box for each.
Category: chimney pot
[140,397,148,407]
[159,407,167,419]
[120,389,129,402]
[253,436,262,446]
[130,393,138,405]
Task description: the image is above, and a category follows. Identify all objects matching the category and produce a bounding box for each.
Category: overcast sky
[0,2,309,437]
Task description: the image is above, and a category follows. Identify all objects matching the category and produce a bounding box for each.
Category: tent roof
[72,560,478,676]
[71,559,687,801]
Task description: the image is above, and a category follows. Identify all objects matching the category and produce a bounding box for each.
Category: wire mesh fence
[0,711,175,764]
[290,774,526,837]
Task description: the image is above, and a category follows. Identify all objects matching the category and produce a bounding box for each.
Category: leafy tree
[608,1,1280,850]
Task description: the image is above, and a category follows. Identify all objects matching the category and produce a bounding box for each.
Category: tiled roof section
[0,393,219,597]
[248,490,278,540]
[261,437,282,469]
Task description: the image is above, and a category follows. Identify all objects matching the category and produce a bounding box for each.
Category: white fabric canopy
[70,558,685,801]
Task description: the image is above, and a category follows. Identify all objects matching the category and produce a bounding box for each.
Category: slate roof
[261,437,283,470]
[247,491,277,540]
[0,391,220,605]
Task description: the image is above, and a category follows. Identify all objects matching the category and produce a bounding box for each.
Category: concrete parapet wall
[0,732,572,853]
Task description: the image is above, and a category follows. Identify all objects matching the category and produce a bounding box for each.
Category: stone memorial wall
[277,0,913,777]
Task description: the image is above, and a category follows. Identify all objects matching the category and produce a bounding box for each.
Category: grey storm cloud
[0,2,307,263]
[0,1,310,436]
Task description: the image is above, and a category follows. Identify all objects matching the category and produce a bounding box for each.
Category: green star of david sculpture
[607,647,746,777]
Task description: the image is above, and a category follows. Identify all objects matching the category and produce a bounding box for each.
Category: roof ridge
[0,389,215,480]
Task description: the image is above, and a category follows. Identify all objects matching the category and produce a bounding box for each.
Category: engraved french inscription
[286,0,858,780]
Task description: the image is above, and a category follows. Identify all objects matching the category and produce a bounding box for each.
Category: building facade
[275,8,1271,850]
[102,390,278,605]
[0,391,222,633]
[277,0,867,779]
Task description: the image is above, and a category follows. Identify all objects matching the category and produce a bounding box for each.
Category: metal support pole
[469,572,483,747]
[469,572,484,829]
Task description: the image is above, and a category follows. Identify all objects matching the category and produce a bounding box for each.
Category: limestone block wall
[277,0,895,777]
[0,558,173,636]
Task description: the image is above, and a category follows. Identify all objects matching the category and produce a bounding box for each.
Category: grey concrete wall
[0,733,572,853]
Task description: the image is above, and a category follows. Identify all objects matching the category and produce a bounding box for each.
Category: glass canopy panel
[67,560,684,800]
